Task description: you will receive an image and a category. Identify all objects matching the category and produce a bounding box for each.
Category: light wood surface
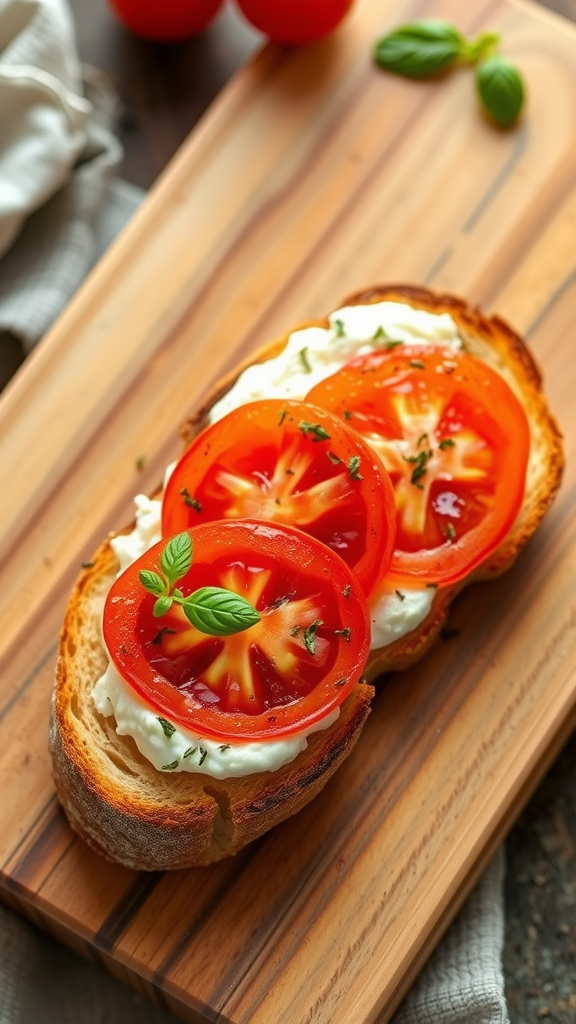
[1,0,576,1021]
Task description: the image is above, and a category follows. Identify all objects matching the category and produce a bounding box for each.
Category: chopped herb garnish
[426,582,439,589]
[303,618,323,655]
[417,433,429,448]
[404,448,433,487]
[409,358,426,369]
[446,523,457,541]
[334,677,348,688]
[161,760,179,771]
[198,747,208,766]
[183,746,197,759]
[298,420,330,442]
[151,626,177,645]
[334,627,352,642]
[299,347,312,373]
[135,455,146,471]
[119,644,129,655]
[278,409,287,426]
[180,487,203,512]
[157,716,176,739]
[285,467,295,475]
[395,590,406,601]
[373,325,387,340]
[343,584,351,597]
[333,318,346,337]
[81,561,95,569]
[219,744,231,752]
[327,451,342,465]
[347,454,362,480]
[439,438,456,450]
[343,410,353,420]
[290,625,301,636]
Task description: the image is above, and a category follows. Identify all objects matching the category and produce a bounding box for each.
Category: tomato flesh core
[103,520,370,741]
[162,399,396,596]
[306,344,531,585]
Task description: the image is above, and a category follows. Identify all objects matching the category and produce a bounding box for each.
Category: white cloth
[0,1,511,1021]
[0,0,124,352]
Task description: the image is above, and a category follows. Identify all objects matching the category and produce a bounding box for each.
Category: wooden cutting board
[1,0,575,1020]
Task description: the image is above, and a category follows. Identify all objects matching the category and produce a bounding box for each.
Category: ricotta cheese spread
[93,300,461,777]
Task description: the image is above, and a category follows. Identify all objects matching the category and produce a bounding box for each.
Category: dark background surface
[29,0,576,1018]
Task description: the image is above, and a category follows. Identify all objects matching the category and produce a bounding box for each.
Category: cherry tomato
[161,399,396,596]
[306,344,530,586]
[233,0,354,45]
[103,520,370,741]
[106,0,224,41]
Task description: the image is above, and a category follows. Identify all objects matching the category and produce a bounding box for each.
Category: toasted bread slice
[50,285,563,870]
[50,537,373,871]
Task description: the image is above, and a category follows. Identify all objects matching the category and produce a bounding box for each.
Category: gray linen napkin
[392,848,509,1024]
[0,0,123,356]
[0,1,511,1021]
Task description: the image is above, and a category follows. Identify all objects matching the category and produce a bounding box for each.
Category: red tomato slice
[161,399,396,596]
[306,344,530,586]
[103,520,370,741]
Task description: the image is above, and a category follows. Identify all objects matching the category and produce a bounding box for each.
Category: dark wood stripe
[525,261,576,339]
[93,872,163,951]
[0,643,57,723]
[0,796,69,879]
[462,130,528,233]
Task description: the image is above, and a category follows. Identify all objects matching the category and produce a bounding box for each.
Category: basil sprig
[139,532,260,637]
[374,19,525,127]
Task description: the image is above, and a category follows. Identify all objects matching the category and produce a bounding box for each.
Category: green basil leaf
[182,587,261,636]
[161,532,192,586]
[153,595,174,618]
[373,20,465,78]
[476,55,525,126]
[138,569,166,596]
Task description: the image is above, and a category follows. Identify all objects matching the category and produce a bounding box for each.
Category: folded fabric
[393,848,509,1024]
[0,0,123,352]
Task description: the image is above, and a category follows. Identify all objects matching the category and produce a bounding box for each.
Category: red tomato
[103,520,370,741]
[234,0,354,45]
[161,399,396,596]
[306,344,530,586]
[107,0,224,41]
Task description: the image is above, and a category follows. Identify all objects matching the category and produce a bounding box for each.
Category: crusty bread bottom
[50,540,373,871]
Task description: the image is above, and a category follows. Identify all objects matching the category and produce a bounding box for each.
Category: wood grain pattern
[1,0,576,1020]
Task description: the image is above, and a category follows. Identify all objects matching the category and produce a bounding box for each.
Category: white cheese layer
[93,663,339,779]
[93,300,461,777]
[208,301,462,423]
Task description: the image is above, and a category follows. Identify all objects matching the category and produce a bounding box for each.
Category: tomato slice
[161,399,396,596]
[306,344,530,586]
[103,520,371,741]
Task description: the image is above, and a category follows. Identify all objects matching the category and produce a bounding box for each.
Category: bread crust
[50,285,563,870]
